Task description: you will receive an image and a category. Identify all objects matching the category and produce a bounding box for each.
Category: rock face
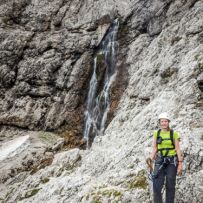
[0,131,64,182]
[0,0,203,203]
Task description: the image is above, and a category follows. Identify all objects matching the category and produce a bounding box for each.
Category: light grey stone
[0,0,202,203]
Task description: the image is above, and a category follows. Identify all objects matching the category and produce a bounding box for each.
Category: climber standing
[148,113,183,203]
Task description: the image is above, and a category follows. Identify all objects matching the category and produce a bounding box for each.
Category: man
[149,112,183,203]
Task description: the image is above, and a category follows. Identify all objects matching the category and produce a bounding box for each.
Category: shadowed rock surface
[0,0,202,202]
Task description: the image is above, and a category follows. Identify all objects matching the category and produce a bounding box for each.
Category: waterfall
[83,19,119,148]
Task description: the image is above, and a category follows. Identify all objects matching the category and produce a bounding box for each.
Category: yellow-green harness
[157,129,175,157]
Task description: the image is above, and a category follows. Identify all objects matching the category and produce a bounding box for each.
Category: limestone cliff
[0,0,202,202]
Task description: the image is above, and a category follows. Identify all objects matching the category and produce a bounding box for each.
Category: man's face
[160,118,169,129]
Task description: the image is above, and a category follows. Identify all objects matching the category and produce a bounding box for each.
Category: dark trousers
[153,161,177,203]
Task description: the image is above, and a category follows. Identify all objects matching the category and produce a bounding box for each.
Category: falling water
[83,19,119,147]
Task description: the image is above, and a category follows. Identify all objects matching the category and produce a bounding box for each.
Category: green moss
[124,169,148,190]
[98,184,107,189]
[19,188,41,200]
[194,53,202,61]
[38,131,50,140]
[26,188,41,198]
[127,175,148,190]
[84,187,123,202]
[92,196,102,203]
[96,53,105,65]
[127,163,134,169]
[38,131,57,144]
[137,169,146,176]
[198,63,203,72]
[100,189,122,197]
[41,177,50,184]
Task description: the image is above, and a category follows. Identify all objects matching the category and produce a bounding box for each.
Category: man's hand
[177,162,183,175]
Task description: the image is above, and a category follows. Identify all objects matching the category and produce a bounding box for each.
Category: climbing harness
[146,155,178,181]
